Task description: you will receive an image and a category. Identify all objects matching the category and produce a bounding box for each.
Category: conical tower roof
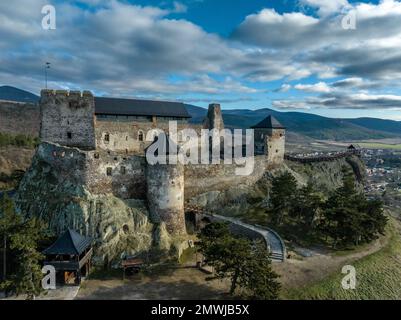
[251,115,285,129]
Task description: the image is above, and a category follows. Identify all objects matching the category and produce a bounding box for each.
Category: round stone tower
[146,140,186,236]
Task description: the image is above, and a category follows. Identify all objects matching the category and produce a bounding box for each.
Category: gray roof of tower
[251,115,285,129]
[43,229,92,255]
[94,97,191,118]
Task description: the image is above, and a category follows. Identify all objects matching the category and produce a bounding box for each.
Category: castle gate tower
[251,115,286,165]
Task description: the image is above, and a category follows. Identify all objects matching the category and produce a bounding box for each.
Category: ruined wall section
[22,142,147,201]
[86,150,146,199]
[184,156,270,199]
[203,103,224,131]
[40,90,96,150]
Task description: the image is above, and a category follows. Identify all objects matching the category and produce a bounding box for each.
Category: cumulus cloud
[232,0,401,82]
[0,0,305,97]
[300,0,350,17]
[1,0,401,114]
[273,91,401,110]
[294,82,332,93]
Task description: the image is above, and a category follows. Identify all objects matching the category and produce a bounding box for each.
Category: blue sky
[1,0,401,120]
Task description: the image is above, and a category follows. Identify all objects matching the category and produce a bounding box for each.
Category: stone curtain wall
[40,90,96,150]
[184,156,271,198]
[32,142,147,200]
[85,150,146,199]
[95,117,191,155]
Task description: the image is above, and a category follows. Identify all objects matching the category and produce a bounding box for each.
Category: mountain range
[1,85,400,141]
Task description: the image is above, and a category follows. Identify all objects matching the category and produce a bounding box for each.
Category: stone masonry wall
[95,118,191,155]
[266,128,286,165]
[40,90,96,150]
[147,162,186,235]
[184,156,272,198]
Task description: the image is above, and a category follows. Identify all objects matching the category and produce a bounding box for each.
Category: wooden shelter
[43,229,93,285]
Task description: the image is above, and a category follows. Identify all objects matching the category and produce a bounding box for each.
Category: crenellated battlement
[40,89,93,98]
[40,89,96,150]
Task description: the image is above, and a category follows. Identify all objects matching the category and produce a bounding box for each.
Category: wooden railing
[44,248,93,271]
[284,150,361,164]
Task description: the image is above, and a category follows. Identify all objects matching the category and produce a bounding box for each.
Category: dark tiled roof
[94,97,191,118]
[43,229,92,255]
[251,115,285,129]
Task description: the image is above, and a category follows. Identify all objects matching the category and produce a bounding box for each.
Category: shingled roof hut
[43,229,93,285]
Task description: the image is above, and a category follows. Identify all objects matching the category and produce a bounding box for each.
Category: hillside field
[281,215,401,300]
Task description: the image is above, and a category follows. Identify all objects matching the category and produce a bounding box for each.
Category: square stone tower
[40,90,96,150]
[252,115,286,165]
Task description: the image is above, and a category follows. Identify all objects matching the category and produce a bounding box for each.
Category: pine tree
[321,166,387,248]
[198,222,280,299]
[291,181,324,229]
[241,242,280,300]
[10,217,46,299]
[0,195,46,299]
[0,195,22,283]
[269,172,298,226]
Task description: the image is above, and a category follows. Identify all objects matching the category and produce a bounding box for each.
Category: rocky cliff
[14,142,366,265]
[186,155,366,218]
[14,143,186,265]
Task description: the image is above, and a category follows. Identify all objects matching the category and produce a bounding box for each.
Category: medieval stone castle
[35,89,286,239]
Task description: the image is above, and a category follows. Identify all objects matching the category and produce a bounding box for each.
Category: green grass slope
[282,217,401,300]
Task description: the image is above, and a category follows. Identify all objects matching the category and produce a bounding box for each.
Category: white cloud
[300,0,350,17]
[2,0,401,114]
[294,82,332,93]
[233,0,401,82]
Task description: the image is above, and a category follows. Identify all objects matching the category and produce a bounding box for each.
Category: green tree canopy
[198,222,280,299]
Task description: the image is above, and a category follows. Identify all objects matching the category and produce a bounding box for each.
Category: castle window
[67,132,72,139]
[106,167,112,176]
[114,157,118,161]
[138,131,144,142]
[126,136,128,141]
[96,202,103,214]
[276,149,279,153]
[104,133,110,143]
[120,166,126,175]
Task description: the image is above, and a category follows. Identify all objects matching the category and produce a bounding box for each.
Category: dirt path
[274,232,390,289]
[76,267,232,300]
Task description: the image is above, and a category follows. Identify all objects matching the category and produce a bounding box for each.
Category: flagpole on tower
[45,62,51,89]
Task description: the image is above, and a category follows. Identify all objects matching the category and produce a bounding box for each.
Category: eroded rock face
[14,145,155,264]
[187,156,367,217]
[15,139,366,265]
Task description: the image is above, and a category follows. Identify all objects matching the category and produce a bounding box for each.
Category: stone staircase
[203,213,286,262]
